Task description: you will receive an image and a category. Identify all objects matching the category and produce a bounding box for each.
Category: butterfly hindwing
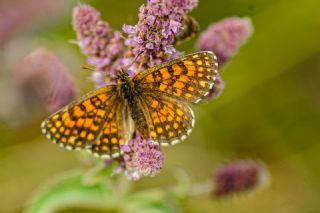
[138,93,194,145]
[133,51,218,104]
[89,100,128,159]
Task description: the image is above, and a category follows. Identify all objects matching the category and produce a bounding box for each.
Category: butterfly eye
[122,84,130,97]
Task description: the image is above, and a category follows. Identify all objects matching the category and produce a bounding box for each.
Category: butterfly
[41,51,218,159]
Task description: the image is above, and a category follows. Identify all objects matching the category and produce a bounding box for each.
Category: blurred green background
[1,0,320,212]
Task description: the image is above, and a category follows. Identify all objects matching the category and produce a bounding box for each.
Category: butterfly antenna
[80,64,95,71]
[136,55,146,73]
[123,51,145,71]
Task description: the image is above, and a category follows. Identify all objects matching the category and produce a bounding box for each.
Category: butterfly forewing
[41,85,120,152]
[133,51,218,104]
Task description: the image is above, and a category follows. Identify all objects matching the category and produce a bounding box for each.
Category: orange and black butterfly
[41,51,218,159]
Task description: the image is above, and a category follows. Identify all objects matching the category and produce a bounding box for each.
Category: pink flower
[122,0,198,72]
[0,0,57,44]
[72,4,123,73]
[13,49,77,113]
[120,134,164,181]
[196,17,253,68]
[212,160,269,197]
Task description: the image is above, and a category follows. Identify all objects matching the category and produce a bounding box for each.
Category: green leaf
[23,171,118,213]
[23,169,178,213]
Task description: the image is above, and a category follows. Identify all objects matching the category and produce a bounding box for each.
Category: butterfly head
[117,69,130,83]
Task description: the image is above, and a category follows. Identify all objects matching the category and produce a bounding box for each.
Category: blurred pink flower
[0,0,57,44]
[212,160,269,197]
[13,49,77,113]
[196,17,253,67]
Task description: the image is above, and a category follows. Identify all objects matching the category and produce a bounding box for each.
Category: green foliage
[23,165,192,213]
[23,171,114,213]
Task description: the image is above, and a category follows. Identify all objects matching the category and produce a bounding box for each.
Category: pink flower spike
[72,4,123,75]
[213,160,269,198]
[13,49,77,113]
[122,0,198,72]
[196,17,253,68]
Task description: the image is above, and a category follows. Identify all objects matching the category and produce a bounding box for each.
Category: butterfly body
[41,51,218,159]
[114,70,149,138]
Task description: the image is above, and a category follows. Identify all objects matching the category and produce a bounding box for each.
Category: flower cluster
[72,4,123,84]
[13,49,76,113]
[119,134,164,180]
[0,0,57,44]
[196,17,253,67]
[212,160,269,197]
[73,0,199,86]
[196,16,253,100]
[123,0,198,69]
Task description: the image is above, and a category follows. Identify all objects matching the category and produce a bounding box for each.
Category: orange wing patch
[134,51,218,104]
[41,85,118,150]
[139,93,194,145]
[89,101,128,159]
